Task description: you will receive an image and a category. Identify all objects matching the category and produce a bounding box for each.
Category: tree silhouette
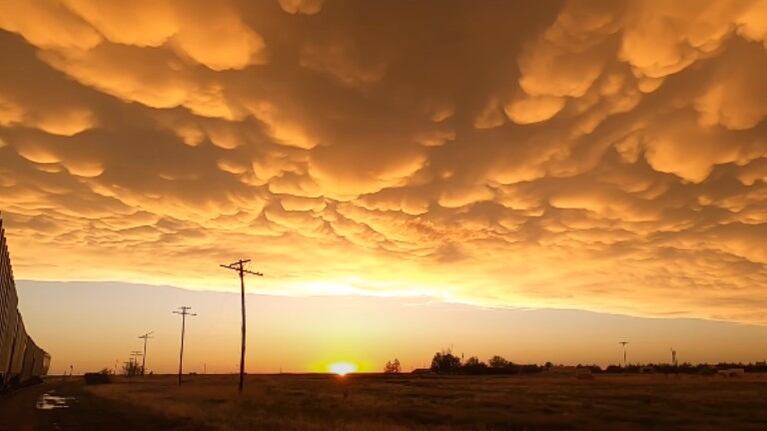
[463,356,488,374]
[488,355,510,368]
[431,350,461,373]
[384,358,401,374]
[122,361,143,377]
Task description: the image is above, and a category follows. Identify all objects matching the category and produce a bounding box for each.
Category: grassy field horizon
[52,373,767,430]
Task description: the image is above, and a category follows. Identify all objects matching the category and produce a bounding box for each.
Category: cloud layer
[1,0,766,323]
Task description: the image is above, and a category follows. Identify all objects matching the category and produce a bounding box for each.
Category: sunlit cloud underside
[0,0,766,323]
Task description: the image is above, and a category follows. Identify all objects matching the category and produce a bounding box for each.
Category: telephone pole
[173,306,196,385]
[220,259,263,394]
[138,331,154,376]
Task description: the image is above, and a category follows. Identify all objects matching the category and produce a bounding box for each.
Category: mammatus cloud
[0,0,766,324]
[278,0,324,15]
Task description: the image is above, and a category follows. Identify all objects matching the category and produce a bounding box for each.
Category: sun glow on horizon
[329,362,357,376]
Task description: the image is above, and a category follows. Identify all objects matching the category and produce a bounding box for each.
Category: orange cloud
[0,0,766,325]
[279,0,324,15]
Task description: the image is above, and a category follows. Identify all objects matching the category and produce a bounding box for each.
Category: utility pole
[619,341,629,367]
[220,259,263,394]
[138,331,154,376]
[173,306,196,385]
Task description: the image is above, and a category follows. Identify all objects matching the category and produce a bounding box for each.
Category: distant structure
[129,350,143,376]
[0,212,50,388]
[619,341,629,367]
[671,348,678,366]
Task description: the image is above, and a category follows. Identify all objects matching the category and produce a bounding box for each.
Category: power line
[220,259,263,394]
[173,306,197,385]
[138,331,154,376]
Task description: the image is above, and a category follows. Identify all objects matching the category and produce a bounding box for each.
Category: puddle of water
[36,393,76,410]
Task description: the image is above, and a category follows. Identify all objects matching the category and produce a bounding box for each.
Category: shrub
[431,350,462,373]
[84,371,112,385]
[488,356,509,369]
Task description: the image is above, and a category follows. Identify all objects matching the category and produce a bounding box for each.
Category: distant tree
[488,356,510,368]
[122,361,142,377]
[462,356,488,374]
[544,361,554,369]
[431,350,461,373]
[384,358,401,374]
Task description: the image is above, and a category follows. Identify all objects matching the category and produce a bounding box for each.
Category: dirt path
[0,383,49,431]
[0,379,204,431]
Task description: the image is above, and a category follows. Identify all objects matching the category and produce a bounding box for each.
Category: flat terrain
[4,373,767,430]
[0,379,196,431]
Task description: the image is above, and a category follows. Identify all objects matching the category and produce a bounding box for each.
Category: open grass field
[74,373,767,430]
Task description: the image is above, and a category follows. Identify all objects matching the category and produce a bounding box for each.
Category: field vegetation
[81,373,767,430]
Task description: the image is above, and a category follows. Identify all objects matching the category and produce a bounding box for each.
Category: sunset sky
[2,0,767,373]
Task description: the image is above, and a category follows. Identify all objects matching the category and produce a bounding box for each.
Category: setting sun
[329,362,357,376]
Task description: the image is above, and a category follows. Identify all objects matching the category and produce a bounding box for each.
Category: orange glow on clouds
[0,0,766,327]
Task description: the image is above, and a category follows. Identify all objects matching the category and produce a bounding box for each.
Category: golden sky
[1,0,767,328]
[17,281,767,374]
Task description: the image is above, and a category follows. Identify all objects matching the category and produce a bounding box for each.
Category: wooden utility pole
[220,259,263,394]
[173,306,196,385]
[138,331,154,376]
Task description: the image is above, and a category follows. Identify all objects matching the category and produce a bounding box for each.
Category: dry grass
[85,373,767,430]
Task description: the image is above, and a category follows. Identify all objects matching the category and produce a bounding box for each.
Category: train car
[0,311,18,385]
[35,349,51,377]
[21,337,41,383]
[7,312,28,386]
[0,213,49,389]
[0,216,19,385]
